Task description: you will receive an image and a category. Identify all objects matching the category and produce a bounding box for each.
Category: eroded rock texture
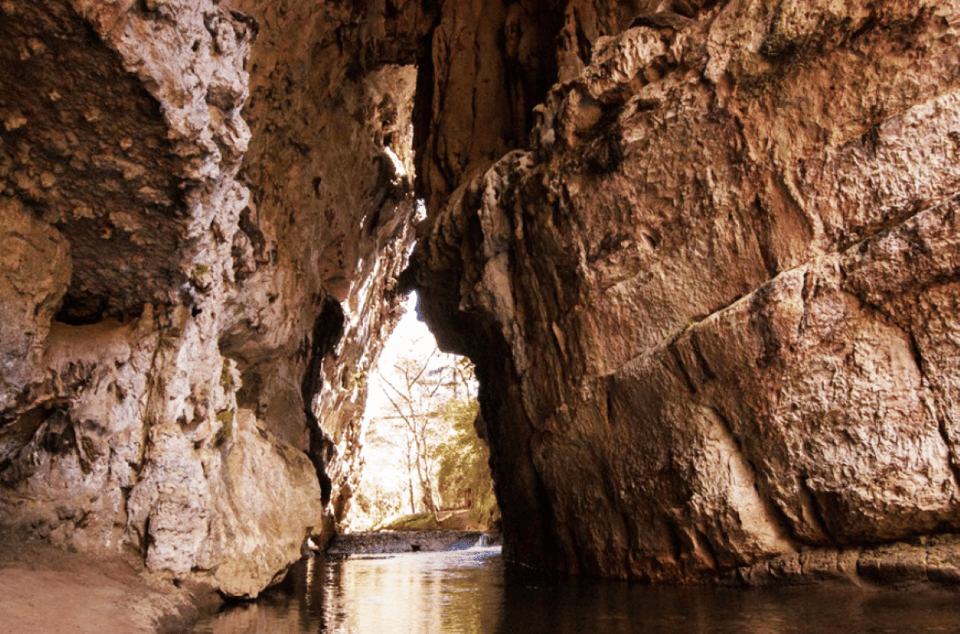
[0,0,420,597]
[4,0,960,600]
[412,0,960,580]
[222,0,430,519]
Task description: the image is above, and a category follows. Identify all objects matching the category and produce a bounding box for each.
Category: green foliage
[357,342,499,531]
[349,368,368,390]
[379,512,439,531]
[434,398,498,530]
[353,483,403,528]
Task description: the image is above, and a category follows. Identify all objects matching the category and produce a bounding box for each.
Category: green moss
[220,359,234,392]
[214,409,234,447]
[378,512,438,531]
[667,318,699,346]
[190,263,212,291]
[349,369,367,390]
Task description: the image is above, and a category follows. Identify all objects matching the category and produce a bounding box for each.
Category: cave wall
[0,0,423,598]
[4,0,960,597]
[412,0,960,581]
[220,0,431,524]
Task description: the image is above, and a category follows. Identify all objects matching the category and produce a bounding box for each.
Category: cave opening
[7,3,960,631]
[348,290,499,533]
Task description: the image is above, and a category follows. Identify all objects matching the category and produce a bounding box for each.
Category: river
[192,541,960,633]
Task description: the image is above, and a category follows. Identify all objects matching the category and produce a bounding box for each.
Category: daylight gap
[347,291,500,533]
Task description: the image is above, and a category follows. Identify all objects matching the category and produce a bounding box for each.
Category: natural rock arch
[2,0,960,599]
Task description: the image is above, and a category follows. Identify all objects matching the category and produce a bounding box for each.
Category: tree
[377,350,498,528]
[379,347,459,520]
[434,398,498,528]
[352,481,403,529]
[355,316,498,530]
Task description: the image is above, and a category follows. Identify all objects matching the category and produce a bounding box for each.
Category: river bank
[326,530,500,555]
[0,527,502,633]
[11,527,960,633]
[0,528,219,634]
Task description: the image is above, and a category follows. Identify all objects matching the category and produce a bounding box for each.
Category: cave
[2,0,960,626]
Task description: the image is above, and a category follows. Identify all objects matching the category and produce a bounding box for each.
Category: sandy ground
[0,529,218,634]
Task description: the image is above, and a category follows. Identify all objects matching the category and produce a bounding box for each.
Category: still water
[193,543,960,633]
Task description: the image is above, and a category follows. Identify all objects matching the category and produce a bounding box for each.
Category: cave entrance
[348,291,499,533]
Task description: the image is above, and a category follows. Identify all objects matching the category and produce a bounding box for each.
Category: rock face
[221,0,429,522]
[0,0,420,598]
[412,0,960,581]
[4,0,960,600]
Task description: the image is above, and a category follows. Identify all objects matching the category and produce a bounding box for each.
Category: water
[193,542,960,634]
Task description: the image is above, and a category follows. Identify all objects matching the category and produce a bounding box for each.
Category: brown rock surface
[0,0,420,602]
[411,0,960,581]
[0,527,212,634]
[4,0,960,625]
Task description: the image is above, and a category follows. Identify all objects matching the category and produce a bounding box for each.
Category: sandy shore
[0,529,219,634]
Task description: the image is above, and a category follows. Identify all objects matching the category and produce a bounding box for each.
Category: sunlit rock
[3,0,960,604]
[0,0,418,598]
[412,0,960,580]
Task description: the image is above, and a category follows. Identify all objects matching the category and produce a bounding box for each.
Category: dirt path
[0,529,216,633]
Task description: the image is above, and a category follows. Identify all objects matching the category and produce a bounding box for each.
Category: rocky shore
[326,530,960,591]
[0,528,220,634]
[731,534,960,588]
[326,530,498,555]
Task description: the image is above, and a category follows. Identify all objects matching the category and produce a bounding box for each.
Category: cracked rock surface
[412,0,960,581]
[0,0,419,600]
[5,0,960,609]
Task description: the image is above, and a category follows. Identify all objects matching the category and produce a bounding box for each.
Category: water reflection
[320,548,503,634]
[194,545,504,634]
[194,545,960,634]
[498,563,960,634]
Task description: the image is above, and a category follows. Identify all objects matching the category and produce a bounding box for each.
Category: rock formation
[412,0,960,581]
[0,0,420,598]
[2,0,960,602]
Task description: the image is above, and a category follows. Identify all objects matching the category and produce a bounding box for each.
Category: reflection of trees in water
[194,551,960,634]
[331,552,505,634]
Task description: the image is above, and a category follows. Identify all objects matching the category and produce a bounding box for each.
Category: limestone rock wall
[0,0,420,598]
[412,0,960,580]
[6,0,960,598]
[221,0,430,523]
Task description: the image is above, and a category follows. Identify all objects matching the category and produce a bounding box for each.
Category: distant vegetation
[352,348,499,532]
[434,398,498,529]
